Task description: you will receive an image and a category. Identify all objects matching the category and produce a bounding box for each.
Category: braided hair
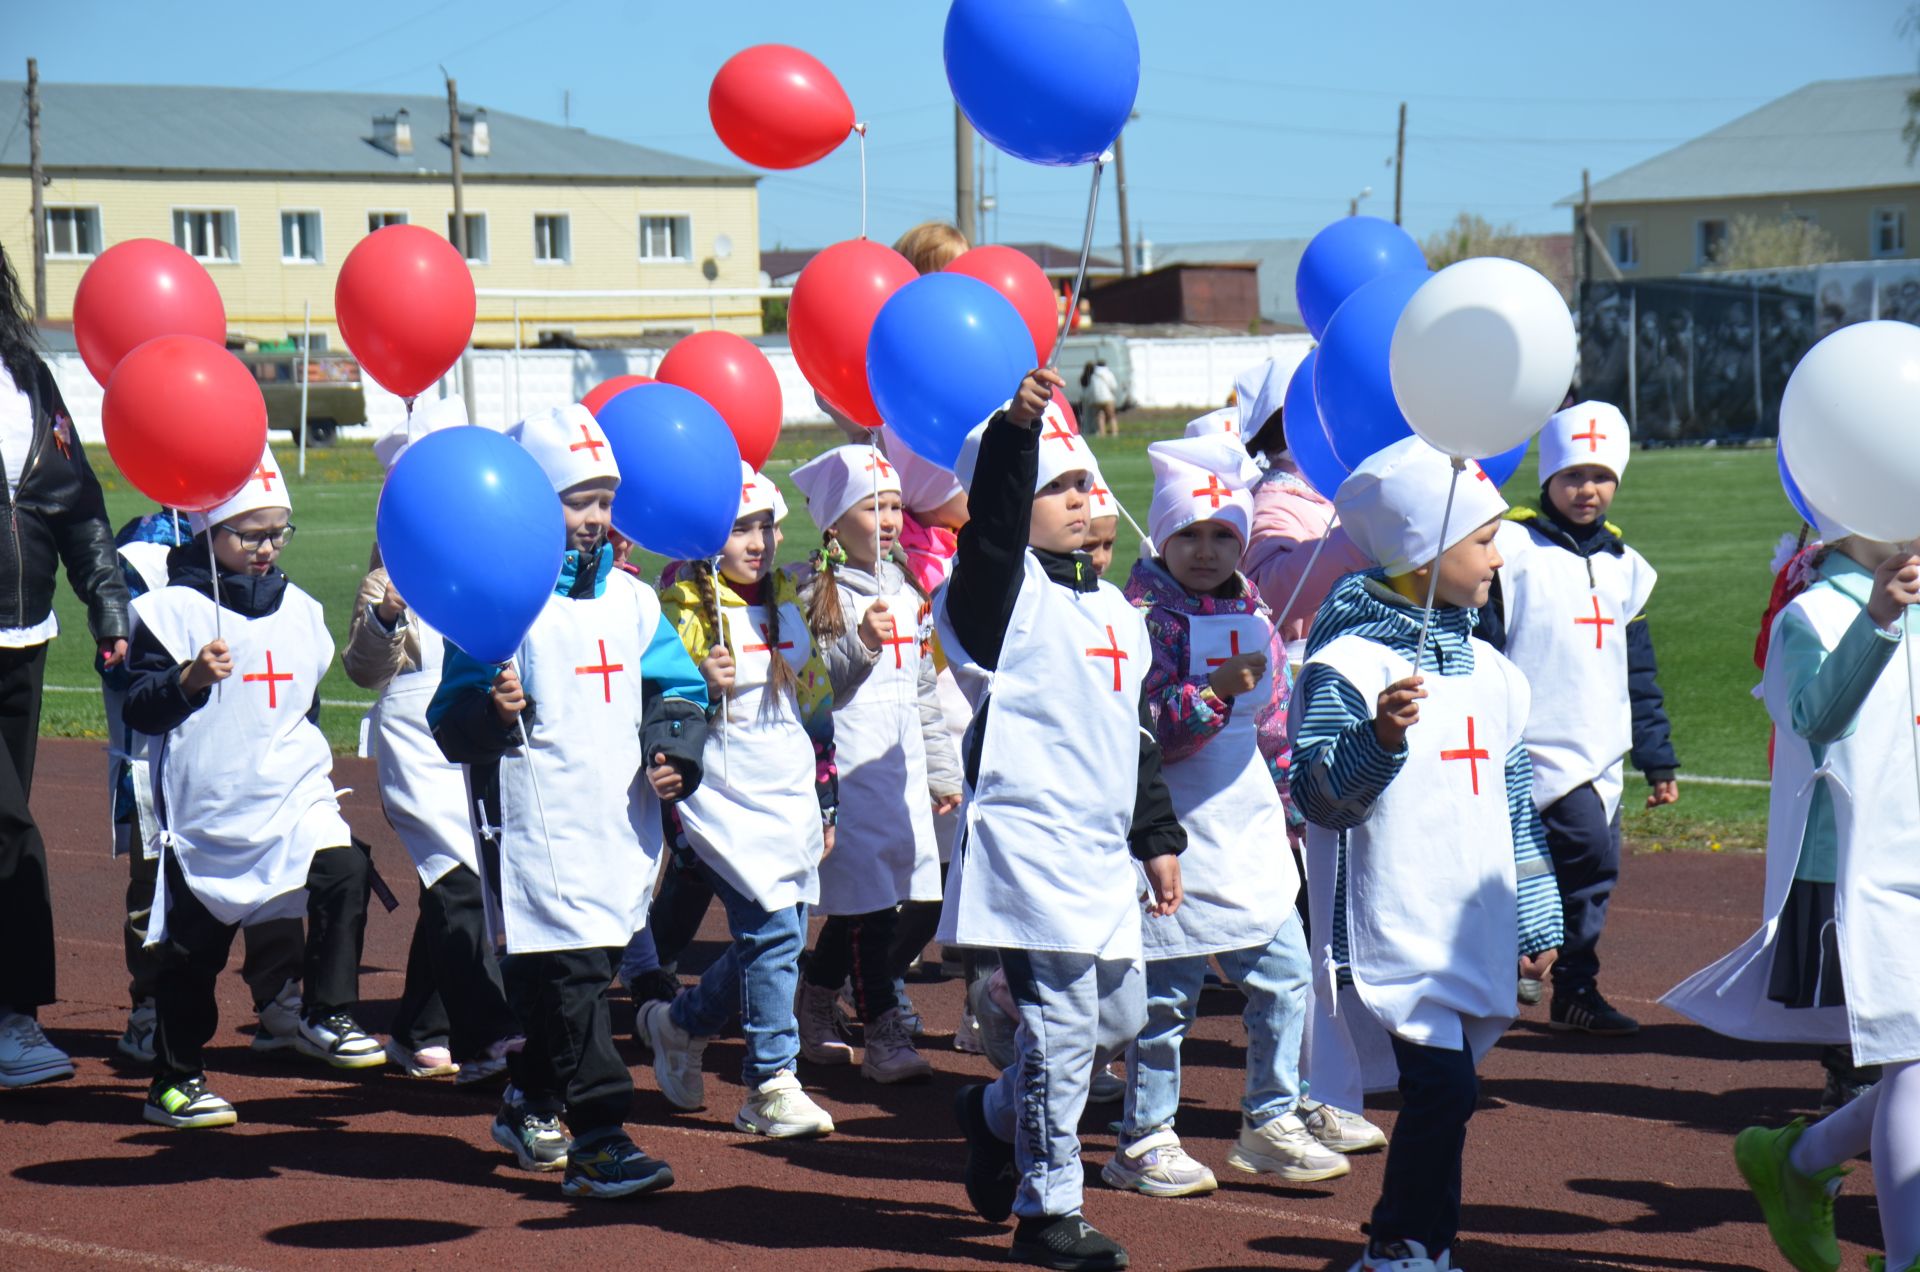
[806,531,850,641]
[706,556,799,714]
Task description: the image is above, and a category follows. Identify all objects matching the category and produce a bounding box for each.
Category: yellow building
[1569,75,1920,278]
[0,82,764,348]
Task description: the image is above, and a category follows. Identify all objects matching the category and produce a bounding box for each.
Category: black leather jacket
[1,357,130,641]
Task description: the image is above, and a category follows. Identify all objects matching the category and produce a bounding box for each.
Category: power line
[1140,64,1771,107]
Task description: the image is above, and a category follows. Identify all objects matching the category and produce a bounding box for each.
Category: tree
[1421,213,1567,296]
[1905,4,1920,158]
[1704,214,1841,272]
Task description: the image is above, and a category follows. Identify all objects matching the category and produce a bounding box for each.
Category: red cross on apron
[1084,625,1129,691]
[1440,716,1490,796]
[1205,630,1244,668]
[253,463,279,493]
[1191,475,1231,509]
[1570,418,1606,452]
[1573,595,1616,650]
[1042,421,1078,452]
[878,624,918,669]
[573,638,626,703]
[242,651,294,709]
[743,623,795,655]
[569,424,608,461]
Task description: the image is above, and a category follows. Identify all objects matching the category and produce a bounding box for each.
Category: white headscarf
[1147,435,1262,549]
[190,444,290,534]
[790,444,903,532]
[507,403,620,494]
[1335,436,1509,577]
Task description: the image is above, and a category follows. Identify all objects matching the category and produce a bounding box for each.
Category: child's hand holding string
[1520,949,1557,982]
[1142,855,1183,918]
[858,599,894,653]
[1867,549,1920,628]
[1007,368,1065,426]
[491,665,527,725]
[700,644,736,698]
[1374,675,1426,751]
[181,640,232,695]
[647,750,686,801]
[1207,651,1267,700]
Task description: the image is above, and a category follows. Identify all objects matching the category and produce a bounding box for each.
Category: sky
[12,0,1917,257]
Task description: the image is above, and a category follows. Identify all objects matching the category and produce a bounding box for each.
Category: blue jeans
[1123,914,1311,1139]
[666,859,803,1087]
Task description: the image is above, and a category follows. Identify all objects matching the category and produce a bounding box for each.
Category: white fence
[47,332,1318,446]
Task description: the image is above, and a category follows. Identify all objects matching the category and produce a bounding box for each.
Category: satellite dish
[713,233,734,261]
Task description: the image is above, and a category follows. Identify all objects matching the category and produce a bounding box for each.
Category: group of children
[13,214,1903,1270]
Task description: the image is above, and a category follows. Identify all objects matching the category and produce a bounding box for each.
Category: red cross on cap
[1191,475,1231,510]
[252,462,279,493]
[1570,418,1607,453]
[866,453,894,478]
[1041,420,1078,452]
[569,423,609,463]
[741,478,758,503]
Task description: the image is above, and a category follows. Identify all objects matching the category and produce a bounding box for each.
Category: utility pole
[1581,167,1622,285]
[955,105,976,245]
[444,71,474,415]
[1393,102,1406,227]
[27,58,47,319]
[1114,123,1134,276]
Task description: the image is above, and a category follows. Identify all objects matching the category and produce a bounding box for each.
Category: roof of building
[998,241,1122,275]
[1569,75,1920,206]
[0,81,752,183]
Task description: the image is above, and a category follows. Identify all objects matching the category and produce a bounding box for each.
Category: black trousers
[1539,781,1622,993]
[125,845,303,1011]
[500,946,630,1135]
[1371,1033,1479,1257]
[648,849,716,971]
[390,864,518,1058]
[0,643,52,1014]
[806,908,900,1022]
[152,843,371,1084]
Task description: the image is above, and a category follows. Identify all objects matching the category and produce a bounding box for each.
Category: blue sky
[16,0,1915,254]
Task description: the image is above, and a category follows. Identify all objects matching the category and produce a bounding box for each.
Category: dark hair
[0,245,43,391]
[1247,404,1286,459]
[703,557,799,713]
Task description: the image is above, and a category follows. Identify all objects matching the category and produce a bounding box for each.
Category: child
[635,467,843,1139]
[943,369,1186,1272]
[123,448,385,1128]
[103,510,304,1066]
[429,404,704,1199]
[1082,449,1120,580]
[346,401,521,1083]
[790,445,962,1083]
[1474,402,1679,1029]
[1105,435,1349,1199]
[1665,527,1920,1272]
[1289,437,1561,1272]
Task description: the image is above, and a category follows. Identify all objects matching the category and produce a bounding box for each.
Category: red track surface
[0,739,1889,1271]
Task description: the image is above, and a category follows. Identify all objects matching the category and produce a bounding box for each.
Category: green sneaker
[143,1076,237,1129]
[1734,1120,1843,1272]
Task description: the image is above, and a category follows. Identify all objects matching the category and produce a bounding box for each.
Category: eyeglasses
[219,524,297,552]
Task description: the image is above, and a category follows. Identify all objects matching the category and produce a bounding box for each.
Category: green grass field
[46,417,1798,849]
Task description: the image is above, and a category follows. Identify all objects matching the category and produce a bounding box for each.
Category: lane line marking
[0,1229,265,1272]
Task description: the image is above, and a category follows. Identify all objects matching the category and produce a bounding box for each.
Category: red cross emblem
[741,478,757,503]
[574,638,625,703]
[1573,596,1616,650]
[1440,717,1490,796]
[1204,630,1245,669]
[1084,625,1129,691]
[1191,475,1231,509]
[879,621,919,669]
[1042,420,1078,452]
[569,423,608,462]
[1470,462,1491,483]
[242,650,294,709]
[253,462,279,493]
[1090,482,1111,511]
[1570,418,1606,453]
[865,453,894,478]
[743,623,795,656]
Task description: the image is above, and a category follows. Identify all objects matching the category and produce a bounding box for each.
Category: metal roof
[0,81,753,183]
[1569,75,1920,206]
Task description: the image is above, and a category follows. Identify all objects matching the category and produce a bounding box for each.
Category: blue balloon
[377,426,564,665]
[868,273,1036,471]
[1778,446,1821,529]
[945,0,1140,167]
[1476,437,1533,488]
[598,383,743,561]
[1315,269,1432,471]
[1295,217,1428,342]
[1282,349,1350,500]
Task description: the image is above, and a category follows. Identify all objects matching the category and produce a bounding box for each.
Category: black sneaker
[1549,985,1640,1036]
[626,968,682,1007]
[143,1075,238,1129]
[954,1083,1016,1223]
[1819,1068,1875,1115]
[1010,1213,1129,1271]
[561,1129,673,1199]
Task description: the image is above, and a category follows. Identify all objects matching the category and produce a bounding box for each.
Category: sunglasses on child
[218,524,297,551]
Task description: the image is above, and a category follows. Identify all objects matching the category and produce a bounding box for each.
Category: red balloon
[709,45,856,170]
[582,374,655,416]
[103,335,267,512]
[946,244,1059,364]
[335,225,476,399]
[72,240,227,387]
[656,332,784,470]
[788,240,917,430]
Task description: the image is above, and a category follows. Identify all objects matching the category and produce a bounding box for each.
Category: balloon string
[1271,532,1330,636]
[205,528,223,702]
[1109,489,1151,556]
[854,122,870,241]
[1906,616,1920,813]
[1412,459,1465,673]
[1048,156,1107,370]
[708,557,730,786]
[507,655,563,897]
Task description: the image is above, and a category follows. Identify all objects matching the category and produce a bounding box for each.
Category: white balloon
[1388,257,1577,459]
[1780,320,1920,543]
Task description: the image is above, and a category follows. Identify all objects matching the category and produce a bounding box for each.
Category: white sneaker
[796,980,854,1066]
[1298,1098,1388,1153]
[734,1069,834,1138]
[1101,1129,1218,1197]
[385,1039,458,1078]
[968,973,1019,1071]
[1226,1111,1352,1182]
[0,1011,74,1087]
[635,998,707,1110]
[954,1001,986,1054]
[293,1012,387,1069]
[1347,1238,1457,1271]
[454,1035,523,1087]
[1088,1062,1126,1106]
[250,980,303,1053]
[1517,976,1543,1006]
[893,980,924,1036]
[861,1006,932,1084]
[117,1000,157,1064]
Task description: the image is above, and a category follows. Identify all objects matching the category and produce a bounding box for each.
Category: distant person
[1087,359,1120,437]
[893,220,969,276]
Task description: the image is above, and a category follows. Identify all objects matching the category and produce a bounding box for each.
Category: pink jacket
[1239,465,1371,648]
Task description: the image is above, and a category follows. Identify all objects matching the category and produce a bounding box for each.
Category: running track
[0,739,1886,1270]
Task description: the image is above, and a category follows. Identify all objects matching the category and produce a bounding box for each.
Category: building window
[1695,217,1728,267]
[1606,223,1638,271]
[173,208,238,262]
[367,210,409,232]
[1874,206,1907,258]
[640,214,691,262]
[289,332,329,353]
[281,210,323,263]
[45,206,102,258]
[534,213,571,263]
[447,211,488,263]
